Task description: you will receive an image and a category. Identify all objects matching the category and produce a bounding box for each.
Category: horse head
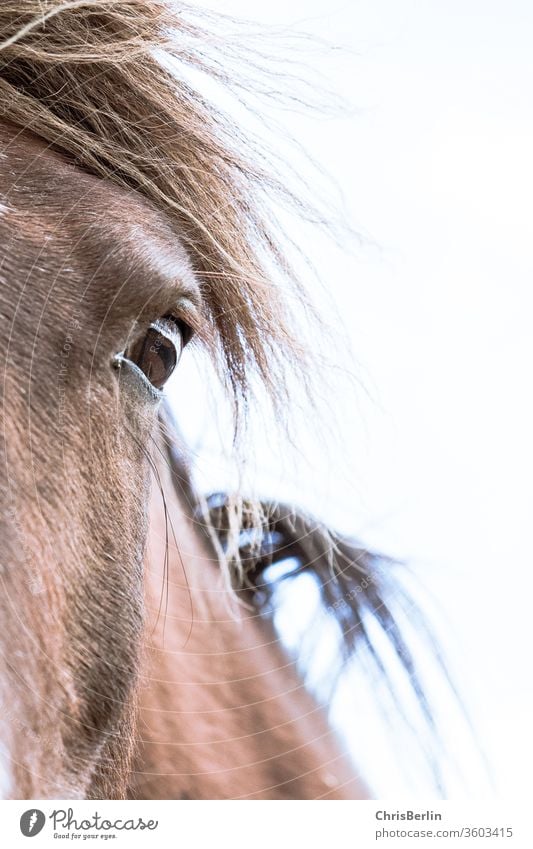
[0,1,441,800]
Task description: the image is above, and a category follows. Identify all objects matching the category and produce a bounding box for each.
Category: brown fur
[130,445,368,799]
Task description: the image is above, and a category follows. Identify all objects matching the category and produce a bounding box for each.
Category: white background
[170,0,533,799]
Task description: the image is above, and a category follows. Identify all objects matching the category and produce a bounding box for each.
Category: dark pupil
[126,327,178,389]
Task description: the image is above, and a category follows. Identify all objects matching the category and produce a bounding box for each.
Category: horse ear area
[203,493,448,773]
[204,493,404,660]
[161,413,451,791]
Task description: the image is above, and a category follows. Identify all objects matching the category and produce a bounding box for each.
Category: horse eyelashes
[123,316,189,390]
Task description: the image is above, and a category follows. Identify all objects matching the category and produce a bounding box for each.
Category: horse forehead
[0,123,188,276]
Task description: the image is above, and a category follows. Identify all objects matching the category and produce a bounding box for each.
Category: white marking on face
[0,739,12,800]
[0,745,12,800]
[0,678,13,798]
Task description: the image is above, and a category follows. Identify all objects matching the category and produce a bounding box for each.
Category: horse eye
[122,315,190,390]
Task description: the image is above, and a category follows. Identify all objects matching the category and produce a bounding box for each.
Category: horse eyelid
[113,319,184,396]
[112,352,165,402]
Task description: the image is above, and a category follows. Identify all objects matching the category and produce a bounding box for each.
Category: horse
[0,1,436,799]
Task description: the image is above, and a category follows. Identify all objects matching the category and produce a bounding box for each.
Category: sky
[169,0,533,798]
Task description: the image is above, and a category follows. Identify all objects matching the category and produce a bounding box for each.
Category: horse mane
[0,0,312,416]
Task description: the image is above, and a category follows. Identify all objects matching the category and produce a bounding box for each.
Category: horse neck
[129,443,367,800]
